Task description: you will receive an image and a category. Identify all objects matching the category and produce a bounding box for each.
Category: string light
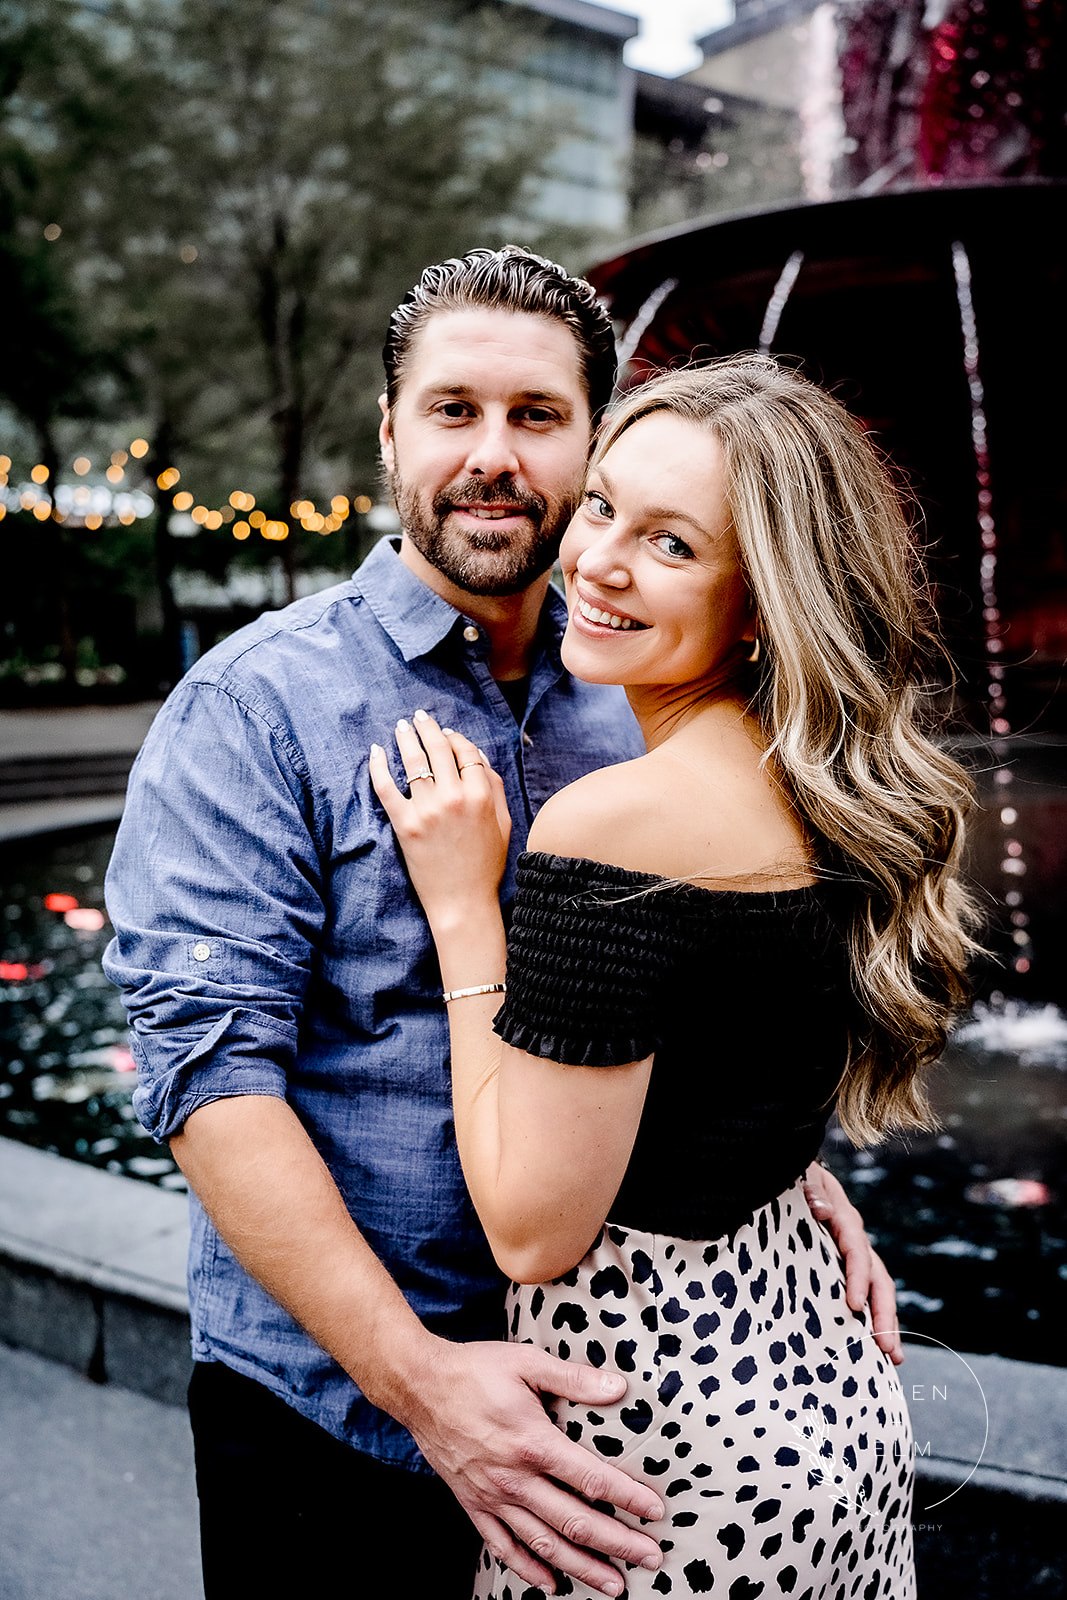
[0,438,373,540]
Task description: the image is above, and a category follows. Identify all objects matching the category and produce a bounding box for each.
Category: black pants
[188,1360,481,1599]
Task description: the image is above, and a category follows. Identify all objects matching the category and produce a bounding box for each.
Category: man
[104,246,898,1599]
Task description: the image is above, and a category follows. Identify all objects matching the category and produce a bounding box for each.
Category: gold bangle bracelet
[442,982,506,1003]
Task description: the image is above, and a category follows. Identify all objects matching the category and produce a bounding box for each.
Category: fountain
[584,0,1067,1367]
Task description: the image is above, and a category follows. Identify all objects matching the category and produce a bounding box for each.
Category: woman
[370,355,978,1599]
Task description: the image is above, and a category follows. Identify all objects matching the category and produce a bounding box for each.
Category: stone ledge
[1,1136,1064,1525]
[0,1138,191,1405]
[0,796,126,843]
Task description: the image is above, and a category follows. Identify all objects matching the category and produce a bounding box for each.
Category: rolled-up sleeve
[103,679,325,1141]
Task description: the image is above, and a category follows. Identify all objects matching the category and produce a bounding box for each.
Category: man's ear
[378,393,395,474]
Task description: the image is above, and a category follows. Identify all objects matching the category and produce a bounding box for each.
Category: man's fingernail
[642,1552,663,1570]
[599,1374,625,1395]
[647,1501,664,1521]
[601,1582,622,1597]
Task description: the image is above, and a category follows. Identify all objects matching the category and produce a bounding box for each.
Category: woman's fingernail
[396,718,410,731]
[413,708,429,721]
[441,728,454,736]
[370,743,382,756]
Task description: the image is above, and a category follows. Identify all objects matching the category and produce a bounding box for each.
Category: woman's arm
[370,711,651,1282]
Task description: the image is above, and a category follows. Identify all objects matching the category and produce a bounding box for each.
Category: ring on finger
[409,769,435,783]
[458,760,484,771]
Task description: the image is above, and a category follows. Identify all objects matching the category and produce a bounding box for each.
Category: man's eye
[584,491,612,518]
[653,532,693,559]
[438,402,470,419]
[522,407,557,424]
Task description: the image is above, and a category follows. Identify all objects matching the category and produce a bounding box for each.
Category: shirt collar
[351,535,568,664]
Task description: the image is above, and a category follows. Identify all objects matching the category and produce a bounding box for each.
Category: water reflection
[0,825,184,1189]
[2,810,1065,1363]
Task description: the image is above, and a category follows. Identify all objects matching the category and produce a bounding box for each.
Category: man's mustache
[434,478,547,522]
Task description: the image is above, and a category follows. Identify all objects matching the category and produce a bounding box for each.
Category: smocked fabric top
[492,850,855,1241]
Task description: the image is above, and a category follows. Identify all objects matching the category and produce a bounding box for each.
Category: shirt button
[462,625,480,643]
[192,942,212,962]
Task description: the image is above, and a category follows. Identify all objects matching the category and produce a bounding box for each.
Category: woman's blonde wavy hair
[594,355,982,1146]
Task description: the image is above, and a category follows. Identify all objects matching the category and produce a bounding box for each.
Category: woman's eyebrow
[592,465,713,538]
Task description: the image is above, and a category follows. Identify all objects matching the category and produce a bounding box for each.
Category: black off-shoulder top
[492,850,854,1241]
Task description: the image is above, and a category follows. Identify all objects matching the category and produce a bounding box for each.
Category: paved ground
[0,1342,202,1600]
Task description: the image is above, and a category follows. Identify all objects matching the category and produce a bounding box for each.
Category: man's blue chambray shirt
[102,535,643,1470]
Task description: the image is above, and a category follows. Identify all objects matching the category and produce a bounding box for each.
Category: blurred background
[2,0,1066,1375]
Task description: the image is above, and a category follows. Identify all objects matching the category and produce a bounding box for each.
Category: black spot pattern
[472,1179,916,1600]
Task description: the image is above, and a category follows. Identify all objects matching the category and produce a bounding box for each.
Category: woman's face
[559,410,753,691]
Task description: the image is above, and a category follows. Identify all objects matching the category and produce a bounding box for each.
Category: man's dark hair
[382,244,618,423]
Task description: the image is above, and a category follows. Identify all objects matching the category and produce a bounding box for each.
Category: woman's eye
[584,490,612,518]
[653,531,694,560]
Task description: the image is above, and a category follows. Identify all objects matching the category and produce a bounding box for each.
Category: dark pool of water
[3,800,1066,1366]
[0,824,184,1190]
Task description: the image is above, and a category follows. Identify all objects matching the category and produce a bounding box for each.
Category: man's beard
[391,469,579,597]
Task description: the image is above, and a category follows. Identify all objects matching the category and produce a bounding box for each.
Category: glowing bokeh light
[44,893,79,912]
[63,907,106,932]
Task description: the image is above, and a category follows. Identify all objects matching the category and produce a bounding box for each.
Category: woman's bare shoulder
[526,757,672,870]
[528,747,816,888]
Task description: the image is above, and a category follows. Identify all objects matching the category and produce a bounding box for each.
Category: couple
[104,246,976,1599]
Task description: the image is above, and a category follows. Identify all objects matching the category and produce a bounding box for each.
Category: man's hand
[802,1160,903,1365]
[403,1337,664,1597]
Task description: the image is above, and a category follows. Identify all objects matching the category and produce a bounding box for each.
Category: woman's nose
[576,527,630,589]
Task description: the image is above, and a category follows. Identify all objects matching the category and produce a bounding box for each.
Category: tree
[0,0,152,683]
[96,0,562,605]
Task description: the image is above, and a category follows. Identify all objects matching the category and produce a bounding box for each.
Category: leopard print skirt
[471,1177,916,1600]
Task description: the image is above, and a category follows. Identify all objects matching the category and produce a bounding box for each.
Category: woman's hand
[369,710,512,930]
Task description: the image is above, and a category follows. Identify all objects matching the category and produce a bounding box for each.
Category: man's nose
[464,417,521,480]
